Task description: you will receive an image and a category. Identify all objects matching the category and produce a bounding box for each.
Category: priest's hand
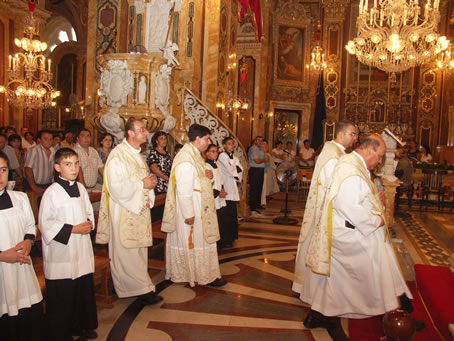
[0,246,31,264]
[143,174,157,189]
[205,170,213,179]
[72,221,93,234]
[15,239,33,257]
[184,216,195,225]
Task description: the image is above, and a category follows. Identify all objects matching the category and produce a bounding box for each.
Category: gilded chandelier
[346,0,449,73]
[0,12,60,110]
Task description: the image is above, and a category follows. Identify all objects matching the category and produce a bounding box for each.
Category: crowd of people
[0,121,428,341]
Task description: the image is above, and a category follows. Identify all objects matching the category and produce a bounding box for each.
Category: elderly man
[162,124,226,287]
[96,118,161,305]
[74,129,104,192]
[292,122,357,331]
[303,135,414,340]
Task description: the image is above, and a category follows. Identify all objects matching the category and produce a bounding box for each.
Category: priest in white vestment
[162,124,226,287]
[96,118,162,305]
[304,135,413,340]
[293,122,357,331]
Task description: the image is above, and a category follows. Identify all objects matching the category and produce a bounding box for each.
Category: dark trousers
[45,273,98,341]
[249,167,264,211]
[225,200,239,240]
[216,207,229,248]
[0,301,44,341]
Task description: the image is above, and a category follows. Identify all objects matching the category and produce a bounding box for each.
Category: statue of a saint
[138,76,147,104]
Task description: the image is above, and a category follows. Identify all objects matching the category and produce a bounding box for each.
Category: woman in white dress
[0,151,44,341]
[272,141,285,165]
[261,140,280,206]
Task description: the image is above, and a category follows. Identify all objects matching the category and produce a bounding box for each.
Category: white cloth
[0,191,42,317]
[39,182,95,280]
[309,171,411,318]
[73,144,104,188]
[165,161,221,286]
[261,153,280,206]
[217,152,242,201]
[104,141,156,297]
[206,162,226,210]
[283,149,296,162]
[299,147,315,167]
[293,141,345,304]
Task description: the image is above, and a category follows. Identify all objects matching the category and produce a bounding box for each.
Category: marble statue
[138,76,147,104]
[162,41,180,67]
[155,64,176,133]
[381,129,404,182]
[99,59,134,142]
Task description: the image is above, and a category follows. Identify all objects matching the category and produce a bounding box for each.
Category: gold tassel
[188,225,194,249]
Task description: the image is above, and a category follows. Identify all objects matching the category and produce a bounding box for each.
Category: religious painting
[370,99,386,123]
[276,25,304,82]
[273,109,300,151]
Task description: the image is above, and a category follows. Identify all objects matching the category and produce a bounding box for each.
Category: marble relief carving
[155,64,176,133]
[99,60,134,142]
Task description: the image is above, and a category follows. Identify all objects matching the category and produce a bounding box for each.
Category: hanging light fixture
[306,20,327,72]
[345,0,449,74]
[436,44,454,71]
[0,4,60,111]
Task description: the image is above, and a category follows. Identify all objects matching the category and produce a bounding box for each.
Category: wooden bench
[148,194,167,269]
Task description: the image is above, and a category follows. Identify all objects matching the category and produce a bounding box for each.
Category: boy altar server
[39,148,98,341]
[0,151,44,341]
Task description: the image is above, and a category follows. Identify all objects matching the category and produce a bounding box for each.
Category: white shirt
[299,147,315,167]
[73,144,104,188]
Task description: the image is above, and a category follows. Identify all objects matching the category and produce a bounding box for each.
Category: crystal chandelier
[0,10,60,110]
[436,44,454,70]
[345,0,449,74]
[306,22,327,72]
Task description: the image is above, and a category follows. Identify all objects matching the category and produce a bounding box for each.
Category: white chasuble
[162,144,221,286]
[309,152,411,318]
[0,191,42,317]
[39,183,95,280]
[96,140,156,297]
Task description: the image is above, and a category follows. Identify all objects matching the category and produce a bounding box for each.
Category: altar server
[39,148,98,341]
[0,150,44,341]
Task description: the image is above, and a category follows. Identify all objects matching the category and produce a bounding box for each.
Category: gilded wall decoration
[187,2,194,57]
[326,23,341,62]
[271,85,308,103]
[96,0,119,76]
[218,2,228,83]
[420,68,437,115]
[325,70,338,111]
[419,120,433,147]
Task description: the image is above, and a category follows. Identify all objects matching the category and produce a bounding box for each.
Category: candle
[359,0,363,14]
[380,9,384,26]
[12,57,16,71]
[370,9,374,25]
[403,9,407,25]
[374,0,377,8]
[364,0,368,11]
[48,59,51,72]
[8,55,11,69]
[391,13,394,26]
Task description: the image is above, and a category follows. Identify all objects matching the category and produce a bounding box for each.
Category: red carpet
[348,283,444,340]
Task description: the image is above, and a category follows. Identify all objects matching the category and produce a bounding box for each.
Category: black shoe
[139,291,163,305]
[81,330,98,339]
[415,319,426,331]
[224,243,233,248]
[207,278,227,287]
[327,322,349,341]
[303,310,337,330]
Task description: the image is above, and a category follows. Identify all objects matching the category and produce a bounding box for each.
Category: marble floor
[92,193,453,341]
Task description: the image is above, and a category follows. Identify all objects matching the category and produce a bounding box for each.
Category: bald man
[302,135,413,340]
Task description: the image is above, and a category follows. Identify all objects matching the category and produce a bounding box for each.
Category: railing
[176,88,249,215]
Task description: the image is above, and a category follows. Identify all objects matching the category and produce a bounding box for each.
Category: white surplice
[206,162,226,210]
[0,191,42,317]
[104,144,156,297]
[310,154,411,318]
[217,152,242,202]
[165,160,221,286]
[39,182,95,280]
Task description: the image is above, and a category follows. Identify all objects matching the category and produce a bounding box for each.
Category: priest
[293,121,357,329]
[96,118,162,305]
[162,124,226,287]
[305,135,413,340]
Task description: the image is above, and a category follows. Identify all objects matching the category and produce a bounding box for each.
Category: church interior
[1,0,454,340]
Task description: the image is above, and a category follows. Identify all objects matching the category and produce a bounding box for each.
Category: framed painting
[274,20,310,87]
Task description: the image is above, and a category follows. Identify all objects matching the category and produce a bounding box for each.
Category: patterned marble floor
[92,193,453,341]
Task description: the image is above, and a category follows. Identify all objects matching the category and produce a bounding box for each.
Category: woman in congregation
[147,131,172,194]
[261,139,280,207]
[272,140,285,165]
[420,145,433,163]
[0,151,44,341]
[96,132,114,184]
[22,131,36,152]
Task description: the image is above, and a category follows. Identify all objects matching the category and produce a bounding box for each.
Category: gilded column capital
[321,0,350,20]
